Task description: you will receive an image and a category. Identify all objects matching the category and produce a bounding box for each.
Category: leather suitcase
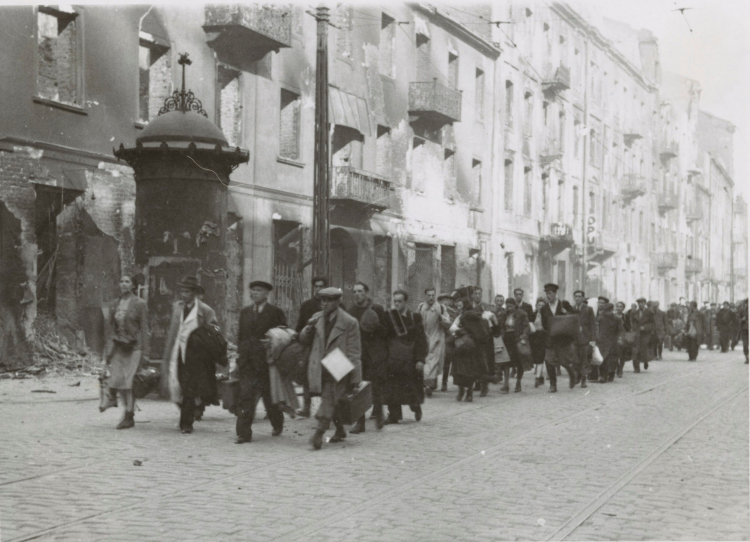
[549,315,579,340]
[337,381,373,425]
[219,379,240,415]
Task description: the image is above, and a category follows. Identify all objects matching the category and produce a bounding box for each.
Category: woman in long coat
[685,301,705,361]
[615,301,632,377]
[449,297,489,402]
[596,303,624,382]
[104,275,149,429]
[499,298,531,393]
[530,297,548,387]
[630,298,655,372]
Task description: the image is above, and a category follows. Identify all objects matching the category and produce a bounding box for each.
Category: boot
[534,376,544,388]
[456,386,465,402]
[644,361,649,370]
[329,425,347,443]
[514,380,522,393]
[116,411,134,430]
[598,375,607,384]
[607,373,615,382]
[349,418,366,434]
[465,388,473,402]
[500,382,510,394]
[480,382,489,397]
[424,385,433,398]
[580,376,587,389]
[376,411,385,430]
[296,403,311,418]
[310,429,325,450]
[569,370,577,389]
[548,382,558,393]
[440,382,448,392]
[413,405,422,422]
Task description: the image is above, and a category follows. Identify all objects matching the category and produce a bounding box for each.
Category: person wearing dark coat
[235,280,287,444]
[440,294,459,391]
[651,301,668,360]
[180,323,228,430]
[513,288,535,322]
[614,301,631,377]
[449,297,489,402]
[685,301,705,361]
[716,302,737,353]
[530,297,548,387]
[572,290,597,388]
[346,281,388,432]
[539,284,578,393]
[499,297,531,393]
[383,290,428,424]
[630,298,655,372]
[294,276,327,418]
[596,303,623,382]
[738,299,749,363]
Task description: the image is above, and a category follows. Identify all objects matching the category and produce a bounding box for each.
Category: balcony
[685,257,703,276]
[658,191,679,214]
[542,65,570,95]
[588,230,618,263]
[204,4,292,64]
[686,207,704,222]
[659,141,678,162]
[408,80,462,126]
[331,166,392,213]
[540,222,575,256]
[623,127,643,147]
[621,174,647,203]
[539,136,562,166]
[653,252,678,271]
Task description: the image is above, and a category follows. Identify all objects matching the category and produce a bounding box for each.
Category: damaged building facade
[0,2,745,364]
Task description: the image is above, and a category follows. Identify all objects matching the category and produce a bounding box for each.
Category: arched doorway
[330,228,358,307]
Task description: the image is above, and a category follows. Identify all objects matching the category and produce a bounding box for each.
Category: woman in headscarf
[499,298,531,393]
[530,297,548,387]
[449,297,489,402]
[103,274,149,429]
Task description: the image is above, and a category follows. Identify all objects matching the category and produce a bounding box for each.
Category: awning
[329,87,371,137]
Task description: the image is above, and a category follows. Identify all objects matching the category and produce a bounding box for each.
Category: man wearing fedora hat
[235,280,287,443]
[162,275,218,433]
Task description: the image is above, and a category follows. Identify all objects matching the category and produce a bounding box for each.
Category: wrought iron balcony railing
[204,4,292,62]
[540,222,575,255]
[659,141,678,161]
[408,80,462,125]
[621,174,647,202]
[331,166,391,212]
[542,65,570,93]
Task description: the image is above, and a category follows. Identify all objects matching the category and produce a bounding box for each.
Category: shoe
[580,377,587,389]
[500,383,509,394]
[569,372,577,389]
[376,413,385,430]
[480,382,489,397]
[414,405,422,422]
[441,383,448,392]
[634,367,641,373]
[534,376,543,388]
[384,416,400,425]
[598,376,607,384]
[514,382,521,393]
[181,427,193,434]
[644,361,649,370]
[329,427,347,443]
[425,386,433,398]
[272,427,283,437]
[235,435,252,444]
[607,374,615,382]
[310,429,324,450]
[464,394,473,402]
[617,369,623,378]
[350,421,366,434]
[548,383,557,393]
[296,407,311,418]
[116,411,134,430]
[456,387,465,402]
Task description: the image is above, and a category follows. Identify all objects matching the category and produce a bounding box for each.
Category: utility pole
[312,5,330,282]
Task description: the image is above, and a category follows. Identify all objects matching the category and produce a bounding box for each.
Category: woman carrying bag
[499,298,531,393]
[449,297,489,402]
[103,275,149,429]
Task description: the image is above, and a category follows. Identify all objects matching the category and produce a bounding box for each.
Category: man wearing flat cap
[235,280,287,443]
[630,297,655,373]
[539,283,578,392]
[299,287,362,450]
[346,281,388,432]
[162,275,218,433]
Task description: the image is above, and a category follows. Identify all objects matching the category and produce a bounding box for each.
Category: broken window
[279,88,301,160]
[558,110,565,152]
[416,32,431,81]
[472,159,482,207]
[524,91,533,138]
[557,178,565,222]
[376,125,392,179]
[444,149,456,196]
[440,245,456,294]
[475,68,484,121]
[504,158,514,212]
[138,36,171,122]
[217,65,241,147]
[379,13,395,78]
[374,236,392,307]
[37,6,80,105]
[332,126,364,170]
[523,165,532,216]
[448,52,459,90]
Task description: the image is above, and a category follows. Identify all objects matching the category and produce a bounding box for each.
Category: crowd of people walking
[100,273,749,450]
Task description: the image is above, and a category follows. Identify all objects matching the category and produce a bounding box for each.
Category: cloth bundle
[265,327,300,415]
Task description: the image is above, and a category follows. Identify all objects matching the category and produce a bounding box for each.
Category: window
[332,126,363,169]
[279,89,301,160]
[379,13,395,77]
[506,252,515,298]
[589,129,597,165]
[505,80,514,127]
[573,185,579,222]
[574,119,581,158]
[639,211,644,243]
[524,91,533,138]
[558,111,565,152]
[472,159,482,206]
[504,159,514,211]
[376,125,392,179]
[138,37,171,122]
[440,245,456,294]
[557,179,565,222]
[543,100,550,127]
[416,33,431,81]
[444,149,456,192]
[217,65,241,147]
[523,165,532,216]
[448,52,459,89]
[335,5,352,58]
[37,6,81,105]
[475,68,485,121]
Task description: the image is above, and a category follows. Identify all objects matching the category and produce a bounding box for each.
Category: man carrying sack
[298,287,362,450]
[539,283,578,393]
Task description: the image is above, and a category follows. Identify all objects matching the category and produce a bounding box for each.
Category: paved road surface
[1,348,747,541]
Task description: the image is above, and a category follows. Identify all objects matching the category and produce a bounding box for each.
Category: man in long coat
[539,283,578,392]
[235,280,287,444]
[346,281,388,432]
[596,303,623,382]
[716,301,738,353]
[299,287,361,450]
[630,297,655,372]
[417,288,451,396]
[162,275,218,432]
[572,290,597,388]
[652,301,667,360]
[295,276,327,418]
[686,301,705,361]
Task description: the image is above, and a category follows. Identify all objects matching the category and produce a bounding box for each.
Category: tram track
[3,359,742,542]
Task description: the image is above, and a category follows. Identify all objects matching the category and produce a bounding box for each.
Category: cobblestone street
[1,348,747,542]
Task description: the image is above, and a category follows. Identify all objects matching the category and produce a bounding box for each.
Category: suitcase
[549,315,579,340]
[337,381,373,425]
[219,379,240,415]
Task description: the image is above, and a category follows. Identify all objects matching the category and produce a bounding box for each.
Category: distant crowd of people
[99,272,749,451]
